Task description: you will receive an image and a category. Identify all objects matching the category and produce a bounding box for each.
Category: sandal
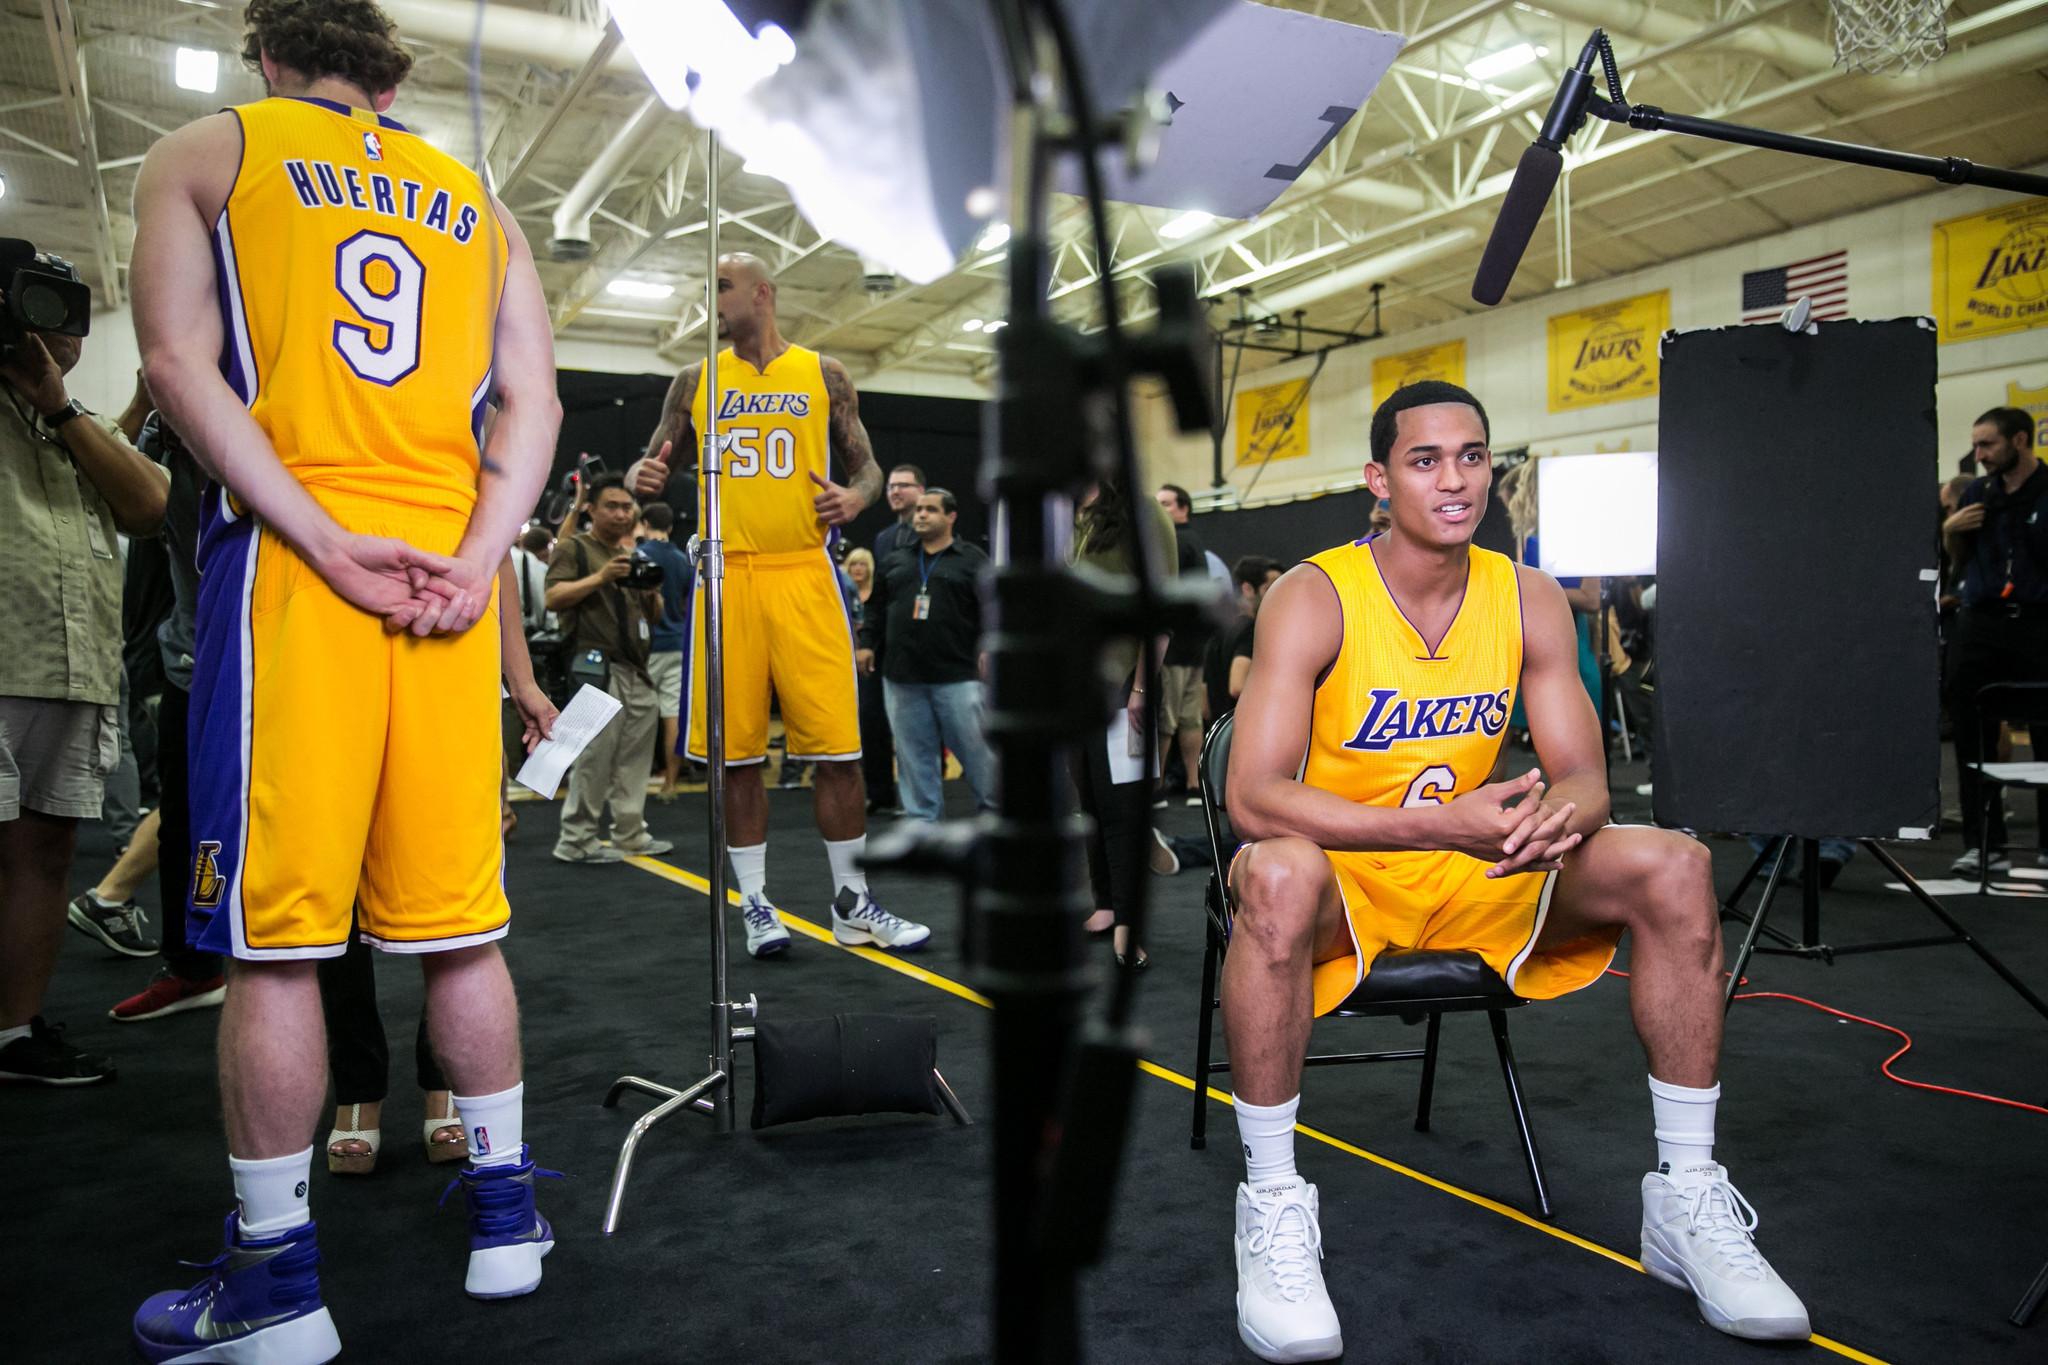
[424,1090,467,1164]
[326,1102,381,1176]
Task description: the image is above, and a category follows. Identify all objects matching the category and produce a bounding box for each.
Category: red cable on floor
[1603,968,2048,1117]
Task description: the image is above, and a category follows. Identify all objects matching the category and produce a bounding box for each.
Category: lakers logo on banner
[1547,290,1668,412]
[1371,339,1465,411]
[191,840,226,909]
[1934,198,2048,343]
[1235,377,1312,467]
[2012,378,2048,446]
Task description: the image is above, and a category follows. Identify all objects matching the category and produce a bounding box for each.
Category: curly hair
[242,0,413,95]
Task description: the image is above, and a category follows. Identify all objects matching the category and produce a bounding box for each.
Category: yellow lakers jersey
[693,344,832,554]
[215,97,506,522]
[1302,540,1523,813]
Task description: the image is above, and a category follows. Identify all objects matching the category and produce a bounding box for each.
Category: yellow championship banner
[1934,198,2048,344]
[2012,378,2048,446]
[1547,290,1668,412]
[1235,377,1312,466]
[1371,339,1466,410]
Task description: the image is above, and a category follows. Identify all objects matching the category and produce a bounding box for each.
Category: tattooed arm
[627,361,702,500]
[810,354,882,526]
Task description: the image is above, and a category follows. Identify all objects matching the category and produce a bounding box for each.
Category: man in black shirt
[873,463,926,565]
[858,489,996,821]
[1156,483,1223,805]
[1203,555,1283,725]
[1940,406,2048,875]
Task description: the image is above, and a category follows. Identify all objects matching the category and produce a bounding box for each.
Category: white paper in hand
[515,684,623,797]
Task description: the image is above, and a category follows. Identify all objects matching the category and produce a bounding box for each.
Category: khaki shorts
[0,696,120,821]
[1157,663,1206,735]
[648,649,683,720]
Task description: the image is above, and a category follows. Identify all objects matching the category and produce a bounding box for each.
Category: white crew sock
[729,843,768,901]
[455,1082,525,1168]
[1236,1094,1301,1185]
[0,1024,29,1048]
[1648,1074,1719,1183]
[824,836,869,898]
[88,889,127,908]
[231,1147,313,1237]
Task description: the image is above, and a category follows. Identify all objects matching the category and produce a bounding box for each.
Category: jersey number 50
[332,231,424,386]
[725,426,797,479]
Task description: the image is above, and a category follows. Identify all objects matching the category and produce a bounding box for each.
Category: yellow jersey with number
[214,96,505,523]
[692,344,833,554]
[1302,538,1523,814]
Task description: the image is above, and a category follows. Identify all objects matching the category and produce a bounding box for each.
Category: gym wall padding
[1652,318,1941,840]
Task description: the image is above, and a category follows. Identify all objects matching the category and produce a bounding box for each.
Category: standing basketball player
[1220,383,1808,1361]
[628,253,930,958]
[128,3,559,1360]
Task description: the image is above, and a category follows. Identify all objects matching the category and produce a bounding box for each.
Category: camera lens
[21,281,68,330]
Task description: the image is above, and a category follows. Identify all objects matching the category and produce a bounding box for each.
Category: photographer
[1941,406,2048,876]
[0,255,170,1086]
[544,473,670,864]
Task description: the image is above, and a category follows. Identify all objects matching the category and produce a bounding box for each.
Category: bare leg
[812,759,865,842]
[660,718,681,794]
[94,808,162,902]
[1544,826,1723,1087]
[219,961,328,1159]
[421,944,521,1096]
[0,811,81,1029]
[1218,838,1350,1106]
[1178,726,1203,792]
[726,763,768,847]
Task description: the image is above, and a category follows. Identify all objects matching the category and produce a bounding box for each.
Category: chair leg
[1487,1009,1552,1219]
[1414,1012,1442,1133]
[1192,927,1221,1150]
[1982,784,1999,895]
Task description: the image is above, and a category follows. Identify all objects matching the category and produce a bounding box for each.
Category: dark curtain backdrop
[1190,483,1513,570]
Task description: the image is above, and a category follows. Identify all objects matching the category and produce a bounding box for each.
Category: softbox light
[1535,451,1658,579]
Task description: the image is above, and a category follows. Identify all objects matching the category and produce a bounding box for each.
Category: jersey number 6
[332,231,424,387]
[1402,765,1457,807]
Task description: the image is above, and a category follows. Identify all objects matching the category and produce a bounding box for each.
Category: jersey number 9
[332,231,425,387]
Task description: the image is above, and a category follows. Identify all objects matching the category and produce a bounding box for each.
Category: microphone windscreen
[1470,144,1564,306]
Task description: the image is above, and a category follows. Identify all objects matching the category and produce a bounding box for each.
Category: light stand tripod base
[600,1070,730,1234]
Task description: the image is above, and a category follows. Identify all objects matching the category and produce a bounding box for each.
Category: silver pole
[600,128,742,1230]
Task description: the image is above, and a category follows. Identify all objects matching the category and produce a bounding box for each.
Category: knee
[1230,839,1325,951]
[1631,833,1719,945]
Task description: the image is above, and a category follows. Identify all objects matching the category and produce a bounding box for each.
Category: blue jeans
[882,679,998,821]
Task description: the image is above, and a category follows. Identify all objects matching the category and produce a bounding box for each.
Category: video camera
[0,239,92,356]
[622,552,664,592]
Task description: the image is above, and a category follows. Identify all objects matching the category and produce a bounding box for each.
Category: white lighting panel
[1535,451,1658,579]
[175,47,219,94]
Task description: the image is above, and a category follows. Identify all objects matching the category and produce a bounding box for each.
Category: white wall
[1148,175,2048,504]
[70,299,143,417]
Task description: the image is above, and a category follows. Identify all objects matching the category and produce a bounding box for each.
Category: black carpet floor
[8,750,2048,1364]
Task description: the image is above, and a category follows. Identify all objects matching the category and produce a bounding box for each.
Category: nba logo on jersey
[363,129,382,160]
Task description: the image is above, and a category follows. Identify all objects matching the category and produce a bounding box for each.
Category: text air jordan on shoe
[449,1146,557,1300]
[1234,1179,1342,1363]
[133,1215,340,1365]
[1640,1165,1810,1340]
[830,887,931,949]
[741,894,792,957]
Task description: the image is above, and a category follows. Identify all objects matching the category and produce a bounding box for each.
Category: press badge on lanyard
[914,546,938,620]
[912,593,932,620]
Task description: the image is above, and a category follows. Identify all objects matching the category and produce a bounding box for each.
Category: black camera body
[622,554,665,591]
[0,239,92,356]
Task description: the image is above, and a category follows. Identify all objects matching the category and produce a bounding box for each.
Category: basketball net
[1831,0,1948,74]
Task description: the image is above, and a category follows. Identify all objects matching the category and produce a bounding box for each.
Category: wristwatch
[46,400,87,430]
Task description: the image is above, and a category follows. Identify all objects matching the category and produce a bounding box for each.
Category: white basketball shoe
[1234,1178,1343,1363]
[1640,1164,1810,1340]
[740,895,792,958]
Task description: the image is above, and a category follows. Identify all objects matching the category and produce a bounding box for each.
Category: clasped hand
[1436,769,1583,878]
[322,533,494,637]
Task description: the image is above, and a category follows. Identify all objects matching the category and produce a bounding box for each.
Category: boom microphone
[1470,31,1604,305]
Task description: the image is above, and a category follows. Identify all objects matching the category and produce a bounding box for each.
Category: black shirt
[874,519,915,565]
[1165,521,1214,667]
[860,536,989,685]
[1203,615,1256,722]
[1955,463,2048,608]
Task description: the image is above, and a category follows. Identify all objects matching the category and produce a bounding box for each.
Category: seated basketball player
[1220,382,1808,1362]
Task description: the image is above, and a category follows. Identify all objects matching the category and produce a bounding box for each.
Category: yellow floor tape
[625,853,1890,1365]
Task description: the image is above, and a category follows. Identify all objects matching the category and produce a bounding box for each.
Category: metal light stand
[600,129,752,1233]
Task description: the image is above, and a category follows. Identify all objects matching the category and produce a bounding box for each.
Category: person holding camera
[546,472,670,863]
[0,263,169,1087]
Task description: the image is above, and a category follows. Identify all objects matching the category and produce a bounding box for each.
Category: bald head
[715,252,779,345]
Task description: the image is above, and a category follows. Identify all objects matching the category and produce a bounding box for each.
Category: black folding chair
[1968,683,2048,895]
[1188,711,1554,1217]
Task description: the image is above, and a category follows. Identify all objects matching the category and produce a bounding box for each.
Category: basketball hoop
[1831,0,1948,75]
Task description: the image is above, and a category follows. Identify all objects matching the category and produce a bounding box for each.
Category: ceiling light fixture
[1465,42,1540,81]
[174,47,219,93]
[961,318,985,331]
[607,279,676,299]
[1158,209,1214,240]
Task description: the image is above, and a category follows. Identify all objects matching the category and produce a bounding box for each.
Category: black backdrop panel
[1190,478,1514,571]
[551,370,988,548]
[1652,319,1940,839]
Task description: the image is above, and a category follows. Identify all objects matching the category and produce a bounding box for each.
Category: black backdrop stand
[1719,836,2048,1022]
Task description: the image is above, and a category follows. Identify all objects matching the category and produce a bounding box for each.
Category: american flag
[1740,250,1848,324]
